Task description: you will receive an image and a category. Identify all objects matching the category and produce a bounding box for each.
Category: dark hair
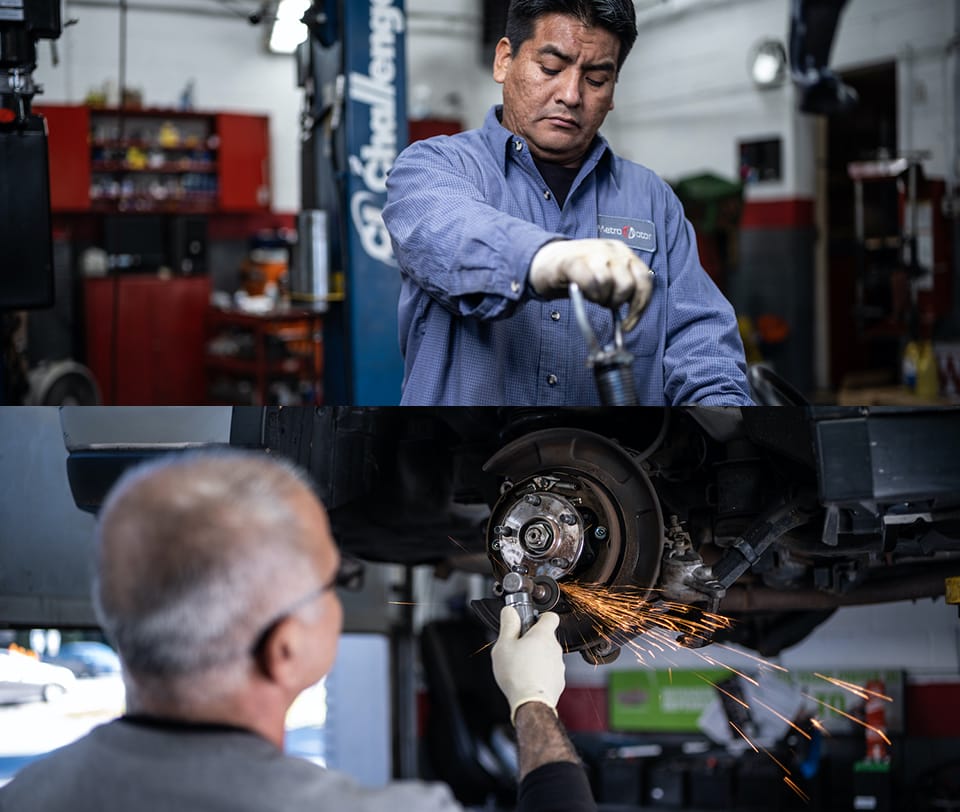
[505,0,638,72]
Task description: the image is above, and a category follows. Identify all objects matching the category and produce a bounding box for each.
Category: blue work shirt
[382,105,752,406]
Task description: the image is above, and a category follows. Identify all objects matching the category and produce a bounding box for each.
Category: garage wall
[36,2,303,212]
[589,0,959,394]
[608,0,958,191]
[404,1,502,132]
[835,0,957,179]
[33,1,957,210]
[609,0,797,196]
[33,0,499,215]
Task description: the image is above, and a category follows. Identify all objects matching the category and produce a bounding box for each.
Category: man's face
[494,13,620,168]
[297,490,343,681]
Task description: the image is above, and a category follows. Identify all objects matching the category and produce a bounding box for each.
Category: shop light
[269,0,310,54]
[749,39,788,89]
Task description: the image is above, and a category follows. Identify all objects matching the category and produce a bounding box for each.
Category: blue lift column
[299,0,408,405]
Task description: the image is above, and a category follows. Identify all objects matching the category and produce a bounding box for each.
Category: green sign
[608,668,904,735]
[609,669,729,732]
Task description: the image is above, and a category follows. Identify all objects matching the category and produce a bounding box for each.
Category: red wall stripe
[207,211,297,241]
[906,682,960,738]
[558,686,609,733]
[741,198,815,229]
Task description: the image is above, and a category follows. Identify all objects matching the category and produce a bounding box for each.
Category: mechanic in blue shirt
[383,0,753,406]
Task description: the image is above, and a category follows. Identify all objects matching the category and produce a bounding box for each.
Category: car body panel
[0,650,76,704]
[44,642,121,678]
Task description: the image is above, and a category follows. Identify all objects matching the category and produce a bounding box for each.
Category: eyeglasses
[249,556,364,658]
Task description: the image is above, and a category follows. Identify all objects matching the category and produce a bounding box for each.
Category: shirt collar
[122,713,268,741]
[483,104,612,177]
[482,105,517,172]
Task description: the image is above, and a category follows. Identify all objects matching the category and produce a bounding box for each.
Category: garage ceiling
[67,0,265,20]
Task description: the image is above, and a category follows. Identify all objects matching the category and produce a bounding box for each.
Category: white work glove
[491,607,565,724]
[529,238,654,332]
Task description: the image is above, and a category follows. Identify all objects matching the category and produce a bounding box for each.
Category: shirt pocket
[626,286,664,357]
[624,249,664,358]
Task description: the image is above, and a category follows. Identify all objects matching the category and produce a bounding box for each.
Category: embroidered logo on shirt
[597,216,657,253]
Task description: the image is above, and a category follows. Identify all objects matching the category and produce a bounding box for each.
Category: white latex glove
[491,607,565,724]
[529,238,654,332]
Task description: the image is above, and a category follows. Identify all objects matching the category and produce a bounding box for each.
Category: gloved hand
[491,607,565,724]
[529,238,654,332]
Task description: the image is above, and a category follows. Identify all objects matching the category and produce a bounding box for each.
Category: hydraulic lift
[293,0,408,405]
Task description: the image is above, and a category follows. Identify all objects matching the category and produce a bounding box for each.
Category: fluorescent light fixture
[269,0,310,54]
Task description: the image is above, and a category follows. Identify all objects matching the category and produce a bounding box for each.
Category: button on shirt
[382,105,753,406]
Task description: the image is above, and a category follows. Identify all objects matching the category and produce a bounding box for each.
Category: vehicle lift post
[296,0,408,405]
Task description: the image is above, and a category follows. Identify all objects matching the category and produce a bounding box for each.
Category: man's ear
[492,36,513,85]
[257,617,304,689]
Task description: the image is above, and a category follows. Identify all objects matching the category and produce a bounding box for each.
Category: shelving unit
[846,155,929,336]
[35,104,270,214]
[32,104,282,405]
[87,108,219,212]
[205,307,324,405]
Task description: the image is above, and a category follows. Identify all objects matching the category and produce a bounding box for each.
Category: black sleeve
[516,762,597,812]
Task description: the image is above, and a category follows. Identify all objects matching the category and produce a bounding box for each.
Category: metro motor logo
[597,216,657,252]
[622,225,652,241]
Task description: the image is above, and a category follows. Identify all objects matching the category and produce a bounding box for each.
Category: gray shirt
[0,718,462,811]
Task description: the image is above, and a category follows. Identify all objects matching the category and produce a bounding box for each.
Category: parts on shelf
[36,104,270,214]
[204,307,323,405]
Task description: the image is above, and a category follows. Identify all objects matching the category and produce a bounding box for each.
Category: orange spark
[802,693,892,745]
[696,673,749,710]
[809,717,830,735]
[694,652,759,688]
[720,664,759,688]
[751,697,811,740]
[552,581,884,805]
[446,535,470,553]
[729,721,759,752]
[559,582,735,660]
[813,673,893,703]
[759,746,793,777]
[784,776,810,802]
[714,643,789,673]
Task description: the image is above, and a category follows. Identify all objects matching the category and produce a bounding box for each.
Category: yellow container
[915,341,940,400]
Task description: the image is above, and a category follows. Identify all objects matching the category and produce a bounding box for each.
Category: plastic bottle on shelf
[158,121,181,148]
[915,340,940,401]
[901,340,919,391]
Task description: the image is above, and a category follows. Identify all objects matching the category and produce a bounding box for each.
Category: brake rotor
[479,428,664,663]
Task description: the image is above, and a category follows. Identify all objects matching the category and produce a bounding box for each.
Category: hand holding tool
[529,238,654,331]
[491,606,565,724]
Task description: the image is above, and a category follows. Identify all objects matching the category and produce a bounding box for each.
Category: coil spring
[595,363,638,405]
